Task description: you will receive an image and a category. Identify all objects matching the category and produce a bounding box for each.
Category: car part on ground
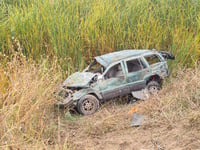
[131,89,150,100]
[131,113,147,127]
[54,49,174,115]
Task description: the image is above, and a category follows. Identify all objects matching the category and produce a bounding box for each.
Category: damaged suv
[55,49,174,115]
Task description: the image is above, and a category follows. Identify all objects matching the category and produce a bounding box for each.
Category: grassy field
[1,0,200,149]
[1,0,200,71]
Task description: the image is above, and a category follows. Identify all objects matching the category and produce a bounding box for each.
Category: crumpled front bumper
[54,87,75,109]
[56,97,74,108]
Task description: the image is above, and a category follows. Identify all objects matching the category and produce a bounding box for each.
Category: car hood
[62,72,96,88]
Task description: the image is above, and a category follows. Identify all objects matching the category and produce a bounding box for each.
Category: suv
[55,49,174,115]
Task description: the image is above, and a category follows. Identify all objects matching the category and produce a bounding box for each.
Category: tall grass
[0,51,67,149]
[0,0,200,72]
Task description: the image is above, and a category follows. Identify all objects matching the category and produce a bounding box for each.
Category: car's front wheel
[77,95,99,115]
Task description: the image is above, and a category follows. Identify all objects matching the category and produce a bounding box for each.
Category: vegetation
[1,0,200,72]
[0,0,200,149]
[0,52,65,149]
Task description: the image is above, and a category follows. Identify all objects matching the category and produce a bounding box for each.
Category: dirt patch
[60,101,200,150]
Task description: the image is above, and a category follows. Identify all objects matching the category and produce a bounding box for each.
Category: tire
[77,95,99,115]
[146,81,161,95]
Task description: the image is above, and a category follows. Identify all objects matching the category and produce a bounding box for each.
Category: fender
[144,74,161,83]
[72,88,103,102]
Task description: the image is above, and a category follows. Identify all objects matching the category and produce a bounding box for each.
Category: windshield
[86,60,105,74]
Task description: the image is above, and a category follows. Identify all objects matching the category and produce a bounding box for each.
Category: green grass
[1,0,200,71]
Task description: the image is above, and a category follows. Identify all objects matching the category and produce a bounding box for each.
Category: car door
[98,62,129,100]
[124,57,151,91]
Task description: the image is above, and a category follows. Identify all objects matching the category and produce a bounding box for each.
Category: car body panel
[143,53,169,78]
[99,77,128,100]
[62,72,96,88]
[123,57,151,91]
[72,87,103,102]
[95,50,151,68]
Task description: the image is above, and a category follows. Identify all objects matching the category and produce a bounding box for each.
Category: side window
[105,63,124,79]
[144,55,161,65]
[126,59,143,73]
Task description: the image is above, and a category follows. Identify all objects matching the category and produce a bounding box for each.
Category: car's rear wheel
[77,95,99,115]
[147,81,161,95]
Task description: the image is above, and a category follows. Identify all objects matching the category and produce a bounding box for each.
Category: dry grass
[1,55,200,149]
[0,51,67,149]
[1,43,200,149]
[142,65,200,124]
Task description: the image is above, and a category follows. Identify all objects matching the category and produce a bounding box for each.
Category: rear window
[144,55,161,65]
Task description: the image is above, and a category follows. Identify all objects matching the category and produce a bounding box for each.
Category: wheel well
[146,75,162,85]
[88,93,101,101]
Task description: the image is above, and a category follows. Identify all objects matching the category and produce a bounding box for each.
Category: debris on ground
[131,89,150,100]
[130,113,147,127]
[128,106,139,117]
[128,105,147,127]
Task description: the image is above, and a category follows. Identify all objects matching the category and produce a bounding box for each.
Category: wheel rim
[82,99,95,113]
[149,86,159,95]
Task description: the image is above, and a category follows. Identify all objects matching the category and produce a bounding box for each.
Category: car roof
[95,49,154,67]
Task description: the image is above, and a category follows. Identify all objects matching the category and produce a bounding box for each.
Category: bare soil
[60,100,200,150]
